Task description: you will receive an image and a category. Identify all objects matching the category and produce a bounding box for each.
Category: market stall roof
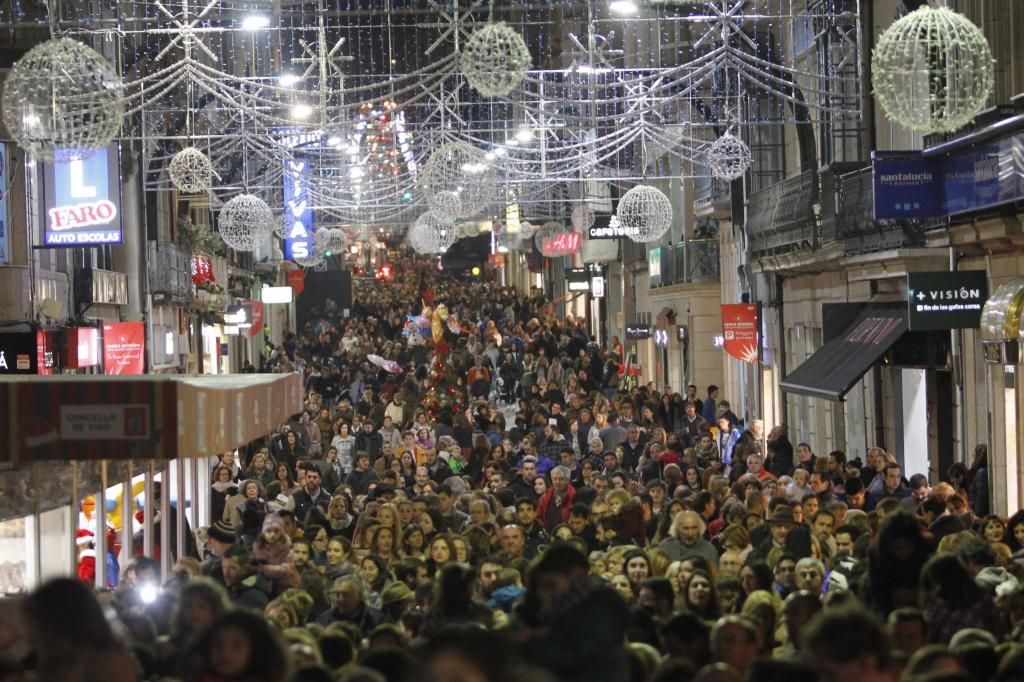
[0,373,302,462]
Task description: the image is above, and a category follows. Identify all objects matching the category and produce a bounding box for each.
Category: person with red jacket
[537,465,576,531]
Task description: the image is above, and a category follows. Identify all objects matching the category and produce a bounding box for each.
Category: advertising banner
[625,324,651,340]
[540,232,581,257]
[0,143,8,264]
[907,270,988,331]
[283,157,314,260]
[247,301,265,337]
[65,327,100,369]
[41,144,122,246]
[0,332,38,374]
[102,322,146,375]
[721,304,759,363]
[587,214,634,240]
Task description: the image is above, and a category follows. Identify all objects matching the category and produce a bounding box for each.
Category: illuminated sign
[224,304,252,327]
[591,275,605,298]
[626,325,651,340]
[41,144,122,247]
[261,286,293,304]
[541,232,582,257]
[587,214,635,240]
[283,157,314,260]
[505,203,521,234]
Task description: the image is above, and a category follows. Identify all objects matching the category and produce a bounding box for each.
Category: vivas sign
[907,270,988,331]
[283,157,314,260]
[42,145,122,246]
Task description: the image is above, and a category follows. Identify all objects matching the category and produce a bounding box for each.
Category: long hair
[189,610,290,682]
[24,578,119,650]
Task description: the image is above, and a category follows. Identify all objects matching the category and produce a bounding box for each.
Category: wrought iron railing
[746,169,818,257]
[653,240,721,286]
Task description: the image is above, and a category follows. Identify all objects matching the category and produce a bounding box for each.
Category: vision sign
[41,145,123,246]
[907,271,988,331]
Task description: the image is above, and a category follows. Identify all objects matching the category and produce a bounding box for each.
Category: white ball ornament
[533,220,566,252]
[421,142,497,218]
[617,185,673,243]
[430,190,463,221]
[707,132,752,181]
[460,22,532,98]
[518,221,536,239]
[294,251,325,268]
[571,204,596,232]
[1,38,125,162]
[871,5,994,134]
[219,194,273,252]
[168,147,214,193]
[413,211,458,254]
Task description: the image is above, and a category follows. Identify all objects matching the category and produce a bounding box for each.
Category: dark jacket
[226,572,271,611]
[315,602,385,634]
[292,487,332,523]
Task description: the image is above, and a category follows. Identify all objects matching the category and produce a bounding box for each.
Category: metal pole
[121,473,133,572]
[144,460,155,558]
[950,247,967,463]
[176,456,187,563]
[95,461,107,589]
[160,460,172,578]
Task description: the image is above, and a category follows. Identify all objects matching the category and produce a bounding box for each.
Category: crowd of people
[4,259,1023,682]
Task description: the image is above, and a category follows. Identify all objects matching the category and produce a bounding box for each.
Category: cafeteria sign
[907,271,987,331]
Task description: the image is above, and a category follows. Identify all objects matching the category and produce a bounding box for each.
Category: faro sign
[41,145,123,246]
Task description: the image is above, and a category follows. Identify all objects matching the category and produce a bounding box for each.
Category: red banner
[247,301,265,338]
[65,327,101,369]
[287,269,305,297]
[102,322,146,375]
[721,304,759,364]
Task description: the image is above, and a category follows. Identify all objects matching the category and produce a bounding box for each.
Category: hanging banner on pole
[721,304,759,363]
[282,157,314,260]
[247,301,265,337]
[102,322,146,375]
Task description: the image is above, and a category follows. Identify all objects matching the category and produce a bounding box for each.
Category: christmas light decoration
[430,190,463,221]
[533,220,566,251]
[168,146,214,193]
[571,204,596,232]
[460,21,532,98]
[219,194,273,252]
[421,141,497,218]
[872,5,994,134]
[617,185,673,243]
[1,38,124,162]
[411,211,458,254]
[706,132,752,181]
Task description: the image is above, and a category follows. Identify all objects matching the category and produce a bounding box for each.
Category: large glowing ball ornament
[421,141,497,218]
[706,132,752,181]
[168,147,214,193]
[218,194,273,252]
[460,22,532,98]
[871,5,994,134]
[412,211,458,254]
[617,185,673,244]
[1,38,125,162]
[429,190,463,221]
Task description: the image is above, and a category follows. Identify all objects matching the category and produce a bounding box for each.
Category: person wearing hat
[379,580,414,622]
[750,506,798,563]
[202,519,237,584]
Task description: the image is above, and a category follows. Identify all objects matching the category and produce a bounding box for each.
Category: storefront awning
[0,372,302,462]
[780,305,908,401]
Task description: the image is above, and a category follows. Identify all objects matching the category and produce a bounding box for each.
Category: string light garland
[460,21,532,98]
[871,5,994,134]
[617,185,673,243]
[1,37,124,162]
[218,194,273,252]
[168,146,214,193]
[706,132,752,181]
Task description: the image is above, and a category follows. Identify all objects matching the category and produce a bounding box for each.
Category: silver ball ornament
[168,147,214,193]
[460,22,532,98]
[219,194,273,252]
[617,185,673,243]
[707,132,752,181]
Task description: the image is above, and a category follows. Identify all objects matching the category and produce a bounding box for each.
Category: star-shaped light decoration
[416,0,485,56]
[150,0,222,63]
[623,77,666,124]
[691,0,758,53]
[292,35,353,83]
[567,29,623,74]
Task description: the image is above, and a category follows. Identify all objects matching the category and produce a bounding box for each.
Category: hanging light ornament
[294,251,325,269]
[412,211,458,254]
[327,228,348,253]
[168,146,214,193]
[1,38,125,162]
[533,220,566,252]
[314,227,332,253]
[571,204,596,232]
[421,141,497,218]
[460,21,532,98]
[219,194,273,252]
[617,185,673,243]
[707,132,752,181]
[518,221,537,239]
[495,227,522,252]
[430,190,463,221]
[871,5,994,134]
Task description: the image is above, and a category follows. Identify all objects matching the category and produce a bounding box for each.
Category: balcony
[693,176,732,219]
[745,170,819,258]
[831,166,929,255]
[148,241,193,304]
[652,239,721,287]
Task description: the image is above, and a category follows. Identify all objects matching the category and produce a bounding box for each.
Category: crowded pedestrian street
[1,1,1024,681]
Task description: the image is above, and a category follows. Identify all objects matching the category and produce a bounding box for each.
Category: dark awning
[780,305,908,401]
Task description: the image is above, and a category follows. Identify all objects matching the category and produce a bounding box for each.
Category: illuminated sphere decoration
[421,141,497,218]
[533,220,566,252]
[294,251,325,269]
[495,229,522,252]
[617,185,673,243]
[872,5,994,134]
[518,221,536,239]
[218,194,273,252]
[168,146,214,193]
[460,21,532,98]
[327,228,348,253]
[314,227,332,252]
[411,211,458,254]
[429,190,463,221]
[1,38,125,162]
[571,204,596,232]
[707,132,752,181]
